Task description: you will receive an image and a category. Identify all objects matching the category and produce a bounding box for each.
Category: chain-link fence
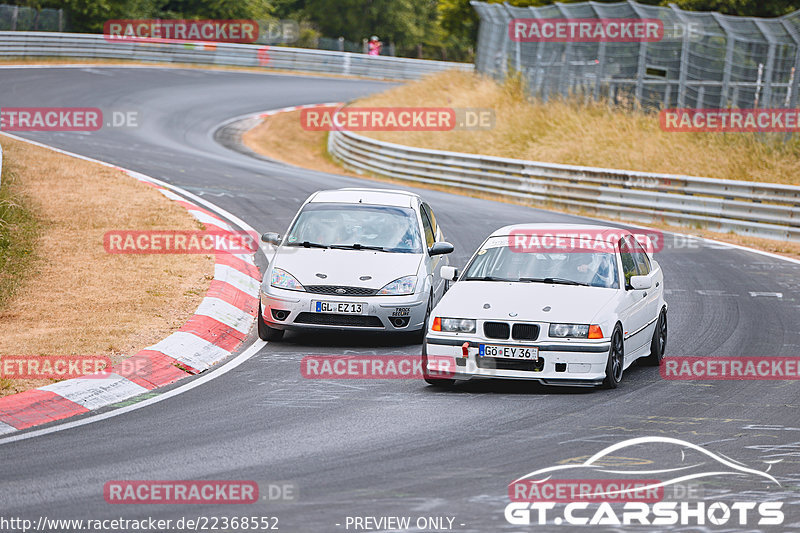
[472,0,800,110]
[0,4,65,32]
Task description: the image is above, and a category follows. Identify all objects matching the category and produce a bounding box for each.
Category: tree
[302,0,436,51]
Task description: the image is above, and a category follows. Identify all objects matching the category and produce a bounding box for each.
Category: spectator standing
[368,35,382,56]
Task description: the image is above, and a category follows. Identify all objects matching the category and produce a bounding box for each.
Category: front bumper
[425,336,611,386]
[261,286,427,332]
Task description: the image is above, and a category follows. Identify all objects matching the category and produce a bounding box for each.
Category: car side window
[629,236,651,275]
[619,237,638,287]
[420,207,435,248]
[422,203,438,237]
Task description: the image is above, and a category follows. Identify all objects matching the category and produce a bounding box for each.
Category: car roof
[490,223,634,244]
[308,188,418,208]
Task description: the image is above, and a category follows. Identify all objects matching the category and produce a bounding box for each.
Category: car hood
[435,281,617,323]
[270,247,423,289]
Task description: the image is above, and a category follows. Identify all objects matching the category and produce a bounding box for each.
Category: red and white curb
[257,102,342,119]
[0,136,262,434]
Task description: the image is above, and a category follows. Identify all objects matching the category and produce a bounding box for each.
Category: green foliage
[301,0,436,51]
[7,0,800,57]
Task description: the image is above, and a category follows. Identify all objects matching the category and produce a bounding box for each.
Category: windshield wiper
[288,241,329,249]
[519,277,590,286]
[463,276,517,282]
[329,243,387,251]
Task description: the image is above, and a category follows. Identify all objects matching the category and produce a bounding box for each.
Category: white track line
[0,340,266,446]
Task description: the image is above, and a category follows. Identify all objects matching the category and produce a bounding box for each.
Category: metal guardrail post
[754,20,778,108]
[669,5,691,108]
[781,18,800,108]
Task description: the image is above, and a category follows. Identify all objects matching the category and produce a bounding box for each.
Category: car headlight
[432,317,476,333]
[549,323,590,338]
[377,275,417,296]
[270,268,305,291]
[548,323,603,339]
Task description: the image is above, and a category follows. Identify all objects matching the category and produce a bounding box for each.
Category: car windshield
[283,203,423,253]
[462,239,619,289]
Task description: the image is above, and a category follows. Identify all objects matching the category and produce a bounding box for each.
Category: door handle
[655,281,659,287]
[642,292,647,297]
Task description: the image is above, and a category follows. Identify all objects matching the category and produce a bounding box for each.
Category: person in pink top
[368,35,382,56]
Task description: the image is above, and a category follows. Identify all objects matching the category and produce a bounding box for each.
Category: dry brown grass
[242,107,800,262]
[243,111,349,174]
[0,136,213,397]
[355,71,800,185]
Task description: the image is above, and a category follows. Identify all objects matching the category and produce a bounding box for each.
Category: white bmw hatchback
[423,223,667,388]
[258,188,453,341]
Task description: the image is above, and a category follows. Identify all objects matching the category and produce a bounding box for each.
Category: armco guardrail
[0,32,472,80]
[329,130,800,241]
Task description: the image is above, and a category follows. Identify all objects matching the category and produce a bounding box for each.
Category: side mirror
[629,275,652,290]
[261,232,282,246]
[429,241,454,256]
[439,265,458,281]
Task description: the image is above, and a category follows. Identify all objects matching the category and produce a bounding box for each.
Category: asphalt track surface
[1,67,799,532]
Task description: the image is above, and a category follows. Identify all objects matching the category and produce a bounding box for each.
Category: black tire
[421,335,455,387]
[258,304,284,341]
[601,327,625,389]
[415,292,433,344]
[643,308,667,366]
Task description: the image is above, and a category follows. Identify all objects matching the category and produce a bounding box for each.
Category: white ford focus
[258,188,453,341]
[423,224,667,388]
